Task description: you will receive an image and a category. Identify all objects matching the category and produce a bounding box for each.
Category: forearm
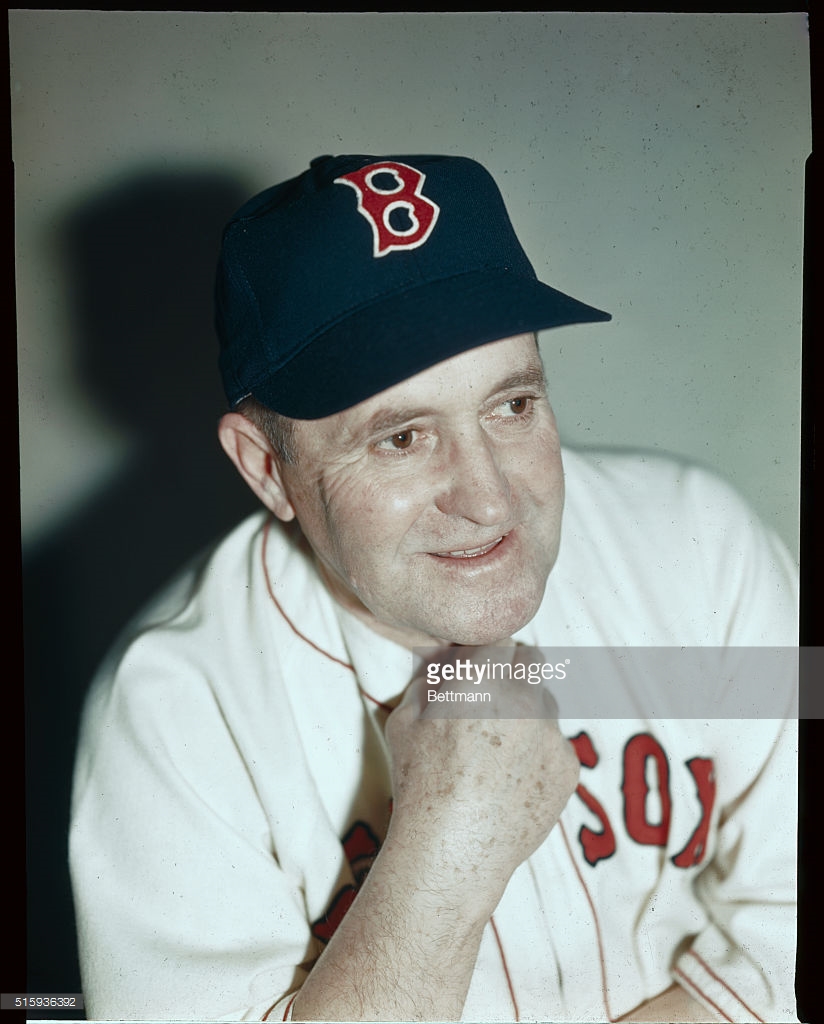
[292,827,496,1021]
[617,983,714,1023]
[292,650,578,1021]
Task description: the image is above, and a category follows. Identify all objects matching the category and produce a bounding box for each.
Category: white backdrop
[13,11,810,558]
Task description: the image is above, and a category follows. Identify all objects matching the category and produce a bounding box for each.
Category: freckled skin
[277,334,565,648]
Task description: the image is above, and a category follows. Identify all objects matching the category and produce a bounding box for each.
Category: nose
[434,429,513,525]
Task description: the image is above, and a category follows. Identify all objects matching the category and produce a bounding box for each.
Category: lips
[433,536,504,559]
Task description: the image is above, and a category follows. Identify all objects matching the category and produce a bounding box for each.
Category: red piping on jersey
[490,914,520,1022]
[686,948,765,1023]
[261,521,399,713]
[559,819,615,1022]
[262,519,355,671]
[673,965,734,1023]
[358,689,397,714]
[261,991,297,1021]
[281,992,298,1021]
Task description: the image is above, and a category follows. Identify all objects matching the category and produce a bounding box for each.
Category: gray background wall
[11,9,810,1005]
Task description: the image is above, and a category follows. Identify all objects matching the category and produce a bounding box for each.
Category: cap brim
[250,268,610,419]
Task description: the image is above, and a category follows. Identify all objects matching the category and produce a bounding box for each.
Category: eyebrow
[350,364,548,444]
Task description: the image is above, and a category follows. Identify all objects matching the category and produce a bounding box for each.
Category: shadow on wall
[22,169,261,1004]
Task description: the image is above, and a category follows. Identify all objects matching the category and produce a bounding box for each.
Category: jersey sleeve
[672,718,799,1023]
[674,466,799,1020]
[69,631,316,1021]
[682,459,799,647]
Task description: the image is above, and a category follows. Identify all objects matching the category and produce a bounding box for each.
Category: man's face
[277,333,564,648]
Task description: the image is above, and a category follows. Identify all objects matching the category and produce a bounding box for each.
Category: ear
[218,412,296,522]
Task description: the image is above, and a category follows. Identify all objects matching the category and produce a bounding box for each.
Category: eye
[376,430,416,451]
[499,396,533,417]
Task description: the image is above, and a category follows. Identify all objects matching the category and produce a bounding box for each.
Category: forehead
[296,332,542,445]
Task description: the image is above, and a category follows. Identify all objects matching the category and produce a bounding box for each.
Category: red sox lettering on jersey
[335,161,440,257]
[570,731,717,869]
[311,821,381,945]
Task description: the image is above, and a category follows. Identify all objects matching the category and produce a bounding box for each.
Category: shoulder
[80,510,332,728]
[73,509,355,800]
[561,445,792,558]
[562,446,752,516]
[542,447,798,645]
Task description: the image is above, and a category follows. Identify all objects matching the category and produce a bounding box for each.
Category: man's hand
[385,644,580,913]
[292,644,579,1021]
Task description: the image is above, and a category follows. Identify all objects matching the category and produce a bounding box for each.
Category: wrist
[381,816,508,924]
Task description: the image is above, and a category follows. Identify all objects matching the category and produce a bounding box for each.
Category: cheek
[512,428,564,499]
[321,474,422,563]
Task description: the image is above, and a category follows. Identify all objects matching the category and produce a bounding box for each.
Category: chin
[433,595,543,648]
[441,627,525,648]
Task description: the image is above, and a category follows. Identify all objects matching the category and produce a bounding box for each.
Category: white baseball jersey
[69,449,799,1022]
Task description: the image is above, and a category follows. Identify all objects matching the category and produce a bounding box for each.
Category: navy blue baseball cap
[215,153,610,419]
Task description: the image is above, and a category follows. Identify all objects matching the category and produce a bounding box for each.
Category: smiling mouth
[434,536,505,559]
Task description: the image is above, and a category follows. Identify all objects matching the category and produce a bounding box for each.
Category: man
[69,154,798,1022]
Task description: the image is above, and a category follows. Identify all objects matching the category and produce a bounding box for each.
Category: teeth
[438,538,502,558]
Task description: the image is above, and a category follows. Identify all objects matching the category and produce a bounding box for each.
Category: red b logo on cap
[335,161,440,257]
